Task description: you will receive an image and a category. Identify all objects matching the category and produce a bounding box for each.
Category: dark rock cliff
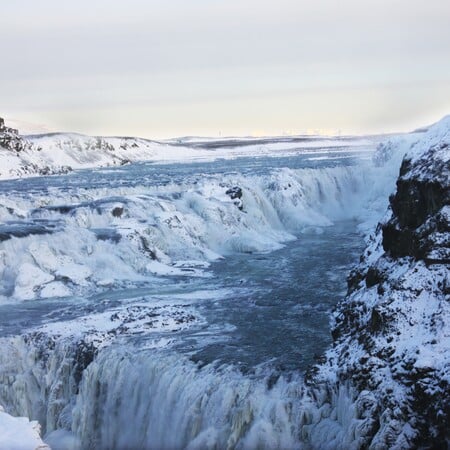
[316,118,449,449]
[382,144,450,264]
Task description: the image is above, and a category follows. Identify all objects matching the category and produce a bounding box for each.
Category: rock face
[317,117,449,448]
[382,143,450,264]
[0,117,26,152]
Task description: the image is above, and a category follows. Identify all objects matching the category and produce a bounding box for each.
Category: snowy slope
[0,120,379,180]
[0,131,197,179]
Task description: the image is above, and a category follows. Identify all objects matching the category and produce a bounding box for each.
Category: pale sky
[2,0,450,138]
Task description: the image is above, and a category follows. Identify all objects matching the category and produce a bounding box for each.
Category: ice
[1,161,399,303]
[40,282,71,299]
[0,405,49,450]
[35,301,203,346]
[13,263,54,300]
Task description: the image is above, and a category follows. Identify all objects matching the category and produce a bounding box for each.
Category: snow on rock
[39,282,71,298]
[35,300,203,349]
[13,263,54,300]
[0,405,49,450]
[312,115,450,448]
[0,117,199,180]
[0,118,26,154]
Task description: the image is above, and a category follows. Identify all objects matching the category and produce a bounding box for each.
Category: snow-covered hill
[0,127,193,179]
[0,118,379,180]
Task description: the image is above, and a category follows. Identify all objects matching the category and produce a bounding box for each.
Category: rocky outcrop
[382,143,450,264]
[226,186,244,210]
[0,118,75,178]
[316,117,450,448]
[0,117,26,152]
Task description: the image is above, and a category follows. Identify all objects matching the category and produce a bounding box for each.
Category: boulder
[225,186,243,210]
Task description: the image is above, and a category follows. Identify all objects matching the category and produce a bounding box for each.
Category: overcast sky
[2,0,449,138]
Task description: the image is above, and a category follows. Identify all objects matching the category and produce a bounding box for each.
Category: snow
[0,129,379,181]
[0,405,49,450]
[13,263,54,300]
[39,282,71,298]
[34,300,204,349]
[406,115,450,164]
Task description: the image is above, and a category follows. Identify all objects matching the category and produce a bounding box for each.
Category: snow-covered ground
[0,121,381,180]
[0,405,49,450]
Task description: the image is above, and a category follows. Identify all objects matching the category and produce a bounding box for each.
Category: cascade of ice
[0,162,398,303]
[0,335,90,435]
[0,334,382,450]
[71,347,367,450]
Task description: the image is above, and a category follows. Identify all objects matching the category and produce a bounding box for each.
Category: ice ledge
[0,405,49,450]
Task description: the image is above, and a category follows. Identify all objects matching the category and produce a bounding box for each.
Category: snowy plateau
[0,116,448,450]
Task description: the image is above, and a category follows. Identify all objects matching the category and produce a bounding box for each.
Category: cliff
[316,117,450,448]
